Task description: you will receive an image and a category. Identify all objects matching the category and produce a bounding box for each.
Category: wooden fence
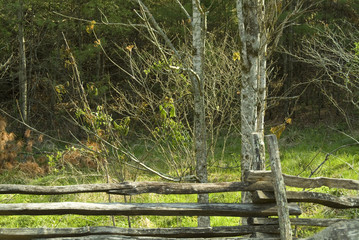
[0,134,358,240]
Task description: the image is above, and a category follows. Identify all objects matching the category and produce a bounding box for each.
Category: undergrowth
[0,118,358,237]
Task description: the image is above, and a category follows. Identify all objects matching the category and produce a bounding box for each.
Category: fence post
[249,133,280,238]
[266,134,292,240]
[252,132,265,170]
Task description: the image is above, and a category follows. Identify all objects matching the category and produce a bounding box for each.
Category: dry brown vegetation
[0,116,46,176]
[0,115,104,177]
[60,141,105,170]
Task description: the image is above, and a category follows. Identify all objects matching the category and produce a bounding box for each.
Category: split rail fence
[0,134,358,239]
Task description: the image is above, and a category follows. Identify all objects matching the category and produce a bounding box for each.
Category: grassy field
[0,124,358,237]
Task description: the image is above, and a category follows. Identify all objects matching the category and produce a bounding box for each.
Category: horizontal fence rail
[252,190,359,208]
[0,202,302,217]
[248,217,350,227]
[0,181,273,195]
[245,170,359,190]
[0,225,281,239]
[31,236,283,240]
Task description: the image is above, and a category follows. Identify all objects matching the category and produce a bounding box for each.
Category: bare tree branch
[175,0,191,21]
[0,54,13,71]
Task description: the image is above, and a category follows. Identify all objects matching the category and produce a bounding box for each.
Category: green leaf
[159,105,167,119]
[169,106,176,118]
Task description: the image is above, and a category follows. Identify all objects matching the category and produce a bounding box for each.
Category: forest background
[1,0,359,236]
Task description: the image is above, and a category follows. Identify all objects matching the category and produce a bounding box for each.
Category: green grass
[279,125,359,179]
[0,125,358,237]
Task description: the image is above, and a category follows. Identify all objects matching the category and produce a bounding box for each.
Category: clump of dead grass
[0,116,45,177]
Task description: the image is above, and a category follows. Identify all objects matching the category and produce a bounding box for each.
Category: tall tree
[236,0,305,195]
[236,0,263,190]
[192,0,209,227]
[18,0,28,123]
[257,0,266,167]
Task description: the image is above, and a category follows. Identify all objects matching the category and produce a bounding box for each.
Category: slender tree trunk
[18,0,28,123]
[254,1,269,230]
[283,0,294,117]
[192,0,209,227]
[256,0,267,170]
[236,0,261,188]
[96,52,104,81]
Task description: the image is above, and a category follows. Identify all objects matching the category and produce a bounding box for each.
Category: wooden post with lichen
[266,134,292,240]
[250,132,279,238]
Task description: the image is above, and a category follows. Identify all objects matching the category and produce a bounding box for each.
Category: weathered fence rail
[0,134,358,240]
[0,202,302,217]
[0,225,281,240]
[248,217,350,227]
[0,181,274,195]
[252,190,359,208]
[246,170,359,190]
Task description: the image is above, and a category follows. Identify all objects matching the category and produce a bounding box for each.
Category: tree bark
[192,0,209,227]
[236,0,261,205]
[18,0,28,123]
[257,0,267,166]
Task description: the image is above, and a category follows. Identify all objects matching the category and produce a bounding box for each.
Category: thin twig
[0,108,77,147]
[53,11,146,28]
[309,143,359,179]
[175,0,191,21]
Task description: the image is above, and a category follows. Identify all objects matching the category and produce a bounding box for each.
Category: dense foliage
[0,0,359,172]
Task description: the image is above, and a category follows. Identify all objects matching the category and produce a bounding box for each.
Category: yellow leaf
[233,51,240,61]
[285,118,292,124]
[270,123,286,139]
[126,45,135,52]
[55,84,66,94]
[86,20,96,34]
[277,2,282,12]
[64,60,72,68]
[94,39,101,47]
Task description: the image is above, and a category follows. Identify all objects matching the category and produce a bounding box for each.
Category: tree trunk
[237,1,268,228]
[192,0,209,227]
[283,0,294,117]
[257,0,267,168]
[236,0,261,198]
[254,6,267,220]
[18,0,28,123]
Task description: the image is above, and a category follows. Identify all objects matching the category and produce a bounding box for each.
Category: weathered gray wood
[0,202,302,217]
[250,232,281,239]
[0,181,273,196]
[267,134,292,240]
[33,237,281,240]
[249,217,349,227]
[252,132,265,171]
[252,190,359,208]
[251,133,276,240]
[303,219,359,240]
[245,170,359,190]
[291,218,348,227]
[0,225,280,240]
